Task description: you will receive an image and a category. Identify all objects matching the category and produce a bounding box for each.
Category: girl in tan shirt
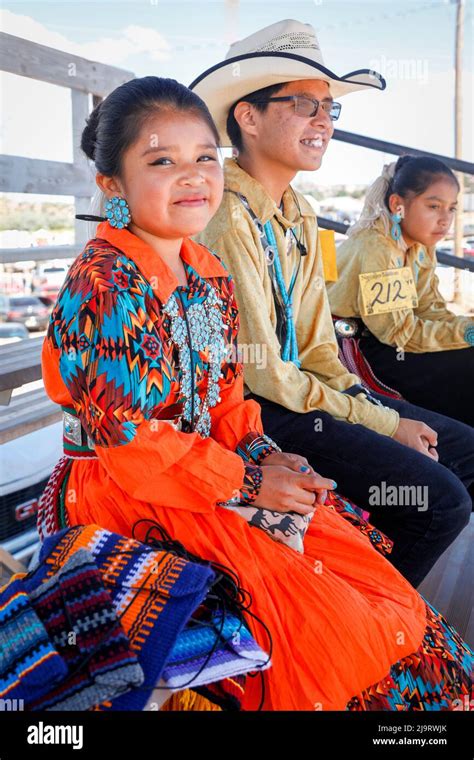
[328,155,474,426]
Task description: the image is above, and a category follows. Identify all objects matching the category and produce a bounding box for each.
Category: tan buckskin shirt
[194,158,399,437]
[327,218,474,353]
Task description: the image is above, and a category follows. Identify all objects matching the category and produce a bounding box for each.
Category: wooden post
[0,32,133,263]
[0,547,27,584]
[72,89,93,247]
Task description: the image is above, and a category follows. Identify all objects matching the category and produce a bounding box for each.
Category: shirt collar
[94,221,228,302]
[223,157,316,229]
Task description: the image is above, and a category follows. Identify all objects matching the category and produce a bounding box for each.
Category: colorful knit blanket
[21,524,270,710]
[0,549,144,710]
[162,611,271,691]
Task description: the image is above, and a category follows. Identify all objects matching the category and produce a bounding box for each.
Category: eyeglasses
[248,95,342,121]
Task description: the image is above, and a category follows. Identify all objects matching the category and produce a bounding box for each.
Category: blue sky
[1,0,473,191]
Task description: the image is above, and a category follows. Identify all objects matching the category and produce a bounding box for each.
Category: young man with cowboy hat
[190,19,474,587]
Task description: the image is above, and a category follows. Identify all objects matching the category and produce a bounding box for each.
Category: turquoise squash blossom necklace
[162,279,227,438]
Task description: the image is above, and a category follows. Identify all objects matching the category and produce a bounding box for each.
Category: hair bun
[80,101,103,161]
[394,154,416,174]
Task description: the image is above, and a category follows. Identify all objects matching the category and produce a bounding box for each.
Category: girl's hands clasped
[254,452,337,514]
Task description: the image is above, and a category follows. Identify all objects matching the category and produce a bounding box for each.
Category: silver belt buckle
[63,410,95,451]
[63,411,83,446]
[334,318,359,338]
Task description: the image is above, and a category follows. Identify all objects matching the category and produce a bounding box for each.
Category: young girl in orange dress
[39,76,473,711]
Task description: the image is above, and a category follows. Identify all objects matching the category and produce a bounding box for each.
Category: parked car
[36,295,56,310]
[0,422,62,567]
[32,262,69,299]
[462,241,474,260]
[0,294,50,331]
[436,240,474,258]
[0,322,29,345]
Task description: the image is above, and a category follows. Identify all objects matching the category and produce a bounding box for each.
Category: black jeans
[247,390,474,588]
[360,332,474,428]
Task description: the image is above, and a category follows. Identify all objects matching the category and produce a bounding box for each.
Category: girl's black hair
[81,76,220,176]
[226,82,287,153]
[384,154,460,208]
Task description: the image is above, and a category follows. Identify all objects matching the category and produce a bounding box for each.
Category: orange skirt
[65,457,427,710]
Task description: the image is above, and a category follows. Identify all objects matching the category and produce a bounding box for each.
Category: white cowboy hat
[189,18,386,146]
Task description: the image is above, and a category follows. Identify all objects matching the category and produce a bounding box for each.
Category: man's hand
[393,418,439,461]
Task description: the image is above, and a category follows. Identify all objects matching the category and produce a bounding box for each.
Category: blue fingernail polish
[332,481,337,488]
[300,465,310,472]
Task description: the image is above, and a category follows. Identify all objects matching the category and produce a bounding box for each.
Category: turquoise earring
[105,196,131,229]
[390,207,403,241]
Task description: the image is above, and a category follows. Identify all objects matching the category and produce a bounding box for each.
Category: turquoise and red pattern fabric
[324,489,394,557]
[348,599,473,711]
[46,238,265,503]
[48,239,239,446]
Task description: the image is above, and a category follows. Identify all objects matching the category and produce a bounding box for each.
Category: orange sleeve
[209,354,264,451]
[95,421,245,513]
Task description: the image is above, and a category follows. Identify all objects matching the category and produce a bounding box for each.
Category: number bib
[359,267,419,316]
